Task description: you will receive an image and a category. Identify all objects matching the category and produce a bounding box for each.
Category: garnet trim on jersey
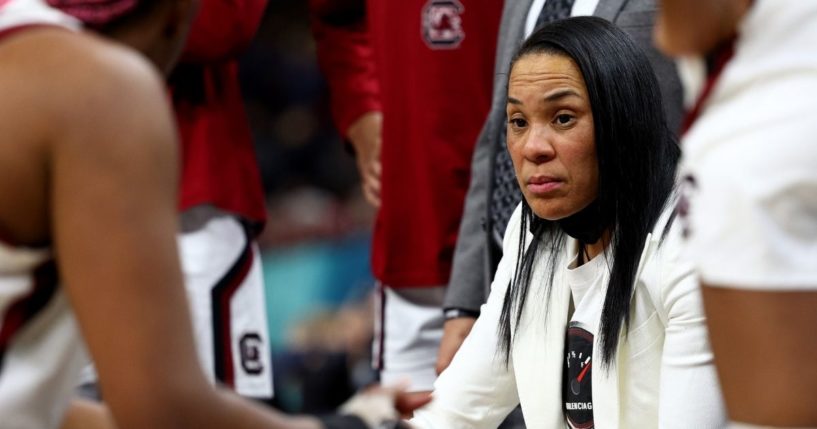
[210,226,254,389]
[680,37,736,135]
[0,260,58,371]
[373,282,386,370]
[46,0,138,27]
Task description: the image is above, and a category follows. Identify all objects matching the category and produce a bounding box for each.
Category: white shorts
[179,207,273,399]
[373,283,444,392]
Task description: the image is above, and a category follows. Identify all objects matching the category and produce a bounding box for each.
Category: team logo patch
[677,174,698,238]
[421,0,465,49]
[239,332,264,375]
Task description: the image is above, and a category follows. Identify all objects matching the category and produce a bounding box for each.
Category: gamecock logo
[421,0,465,49]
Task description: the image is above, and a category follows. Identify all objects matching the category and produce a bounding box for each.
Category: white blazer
[412,204,726,429]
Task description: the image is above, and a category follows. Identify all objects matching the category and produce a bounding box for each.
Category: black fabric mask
[556,199,609,244]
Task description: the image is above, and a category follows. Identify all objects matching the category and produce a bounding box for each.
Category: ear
[163,0,199,38]
[156,0,199,75]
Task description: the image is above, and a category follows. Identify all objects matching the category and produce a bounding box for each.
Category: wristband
[318,414,369,429]
[377,420,412,429]
[443,308,480,320]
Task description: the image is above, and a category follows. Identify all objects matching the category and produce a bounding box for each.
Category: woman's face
[506,52,598,221]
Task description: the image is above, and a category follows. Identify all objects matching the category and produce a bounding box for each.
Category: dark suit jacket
[444,0,684,312]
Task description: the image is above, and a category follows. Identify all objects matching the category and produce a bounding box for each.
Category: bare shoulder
[0,27,178,243]
[0,27,174,147]
[0,26,165,101]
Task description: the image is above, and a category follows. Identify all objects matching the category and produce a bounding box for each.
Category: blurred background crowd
[239,0,378,415]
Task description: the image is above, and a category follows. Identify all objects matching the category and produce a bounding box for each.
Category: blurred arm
[61,399,116,429]
[435,316,476,375]
[308,0,380,139]
[683,97,817,426]
[181,0,269,63]
[308,0,382,205]
[49,32,321,429]
[701,286,817,427]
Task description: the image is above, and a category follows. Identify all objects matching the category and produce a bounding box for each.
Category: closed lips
[526,176,562,193]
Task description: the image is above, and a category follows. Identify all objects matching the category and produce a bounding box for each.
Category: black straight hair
[497,16,680,368]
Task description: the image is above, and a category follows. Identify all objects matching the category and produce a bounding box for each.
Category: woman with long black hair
[411,17,726,428]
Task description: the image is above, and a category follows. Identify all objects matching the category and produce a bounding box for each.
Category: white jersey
[0,0,79,30]
[678,0,817,290]
[0,237,86,429]
[0,1,83,428]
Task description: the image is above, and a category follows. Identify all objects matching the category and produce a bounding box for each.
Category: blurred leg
[374,283,444,392]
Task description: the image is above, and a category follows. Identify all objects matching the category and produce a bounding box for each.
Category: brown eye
[555,114,574,125]
[509,118,527,129]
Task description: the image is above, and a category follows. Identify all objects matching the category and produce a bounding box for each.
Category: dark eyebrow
[507,89,582,106]
[544,88,581,102]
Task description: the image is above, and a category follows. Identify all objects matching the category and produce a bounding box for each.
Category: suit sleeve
[181,0,269,63]
[308,0,381,137]
[442,113,496,312]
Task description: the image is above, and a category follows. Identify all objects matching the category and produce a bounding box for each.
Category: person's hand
[60,399,116,429]
[346,111,383,207]
[435,317,477,375]
[338,384,430,428]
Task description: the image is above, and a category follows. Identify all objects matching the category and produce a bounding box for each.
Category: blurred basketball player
[0,1,424,428]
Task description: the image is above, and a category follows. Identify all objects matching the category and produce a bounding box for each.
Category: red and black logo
[421,0,465,49]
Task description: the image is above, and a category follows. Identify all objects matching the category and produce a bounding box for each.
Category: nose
[521,124,556,164]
